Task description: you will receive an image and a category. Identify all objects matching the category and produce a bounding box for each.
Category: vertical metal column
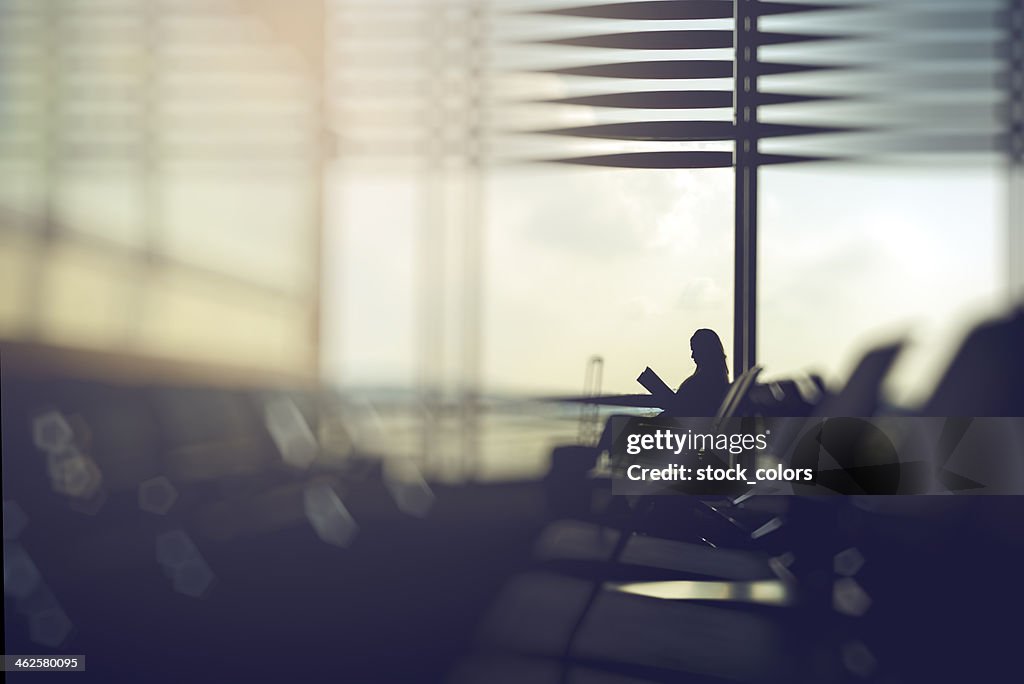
[27,0,60,337]
[310,0,328,379]
[459,0,486,479]
[733,0,759,378]
[136,1,160,347]
[418,1,446,471]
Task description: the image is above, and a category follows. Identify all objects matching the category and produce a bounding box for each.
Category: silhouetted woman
[544,329,732,517]
[667,328,730,417]
[592,328,731,457]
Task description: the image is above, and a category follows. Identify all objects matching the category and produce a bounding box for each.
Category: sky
[321,160,1006,402]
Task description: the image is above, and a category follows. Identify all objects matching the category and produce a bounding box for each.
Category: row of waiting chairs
[450,305,1024,684]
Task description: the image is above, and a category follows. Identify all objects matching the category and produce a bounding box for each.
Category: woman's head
[690,328,728,376]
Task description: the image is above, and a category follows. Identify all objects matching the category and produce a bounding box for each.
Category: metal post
[418,1,446,471]
[310,0,329,380]
[733,0,759,379]
[460,0,486,479]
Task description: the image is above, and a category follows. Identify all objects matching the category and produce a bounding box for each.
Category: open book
[636,366,676,407]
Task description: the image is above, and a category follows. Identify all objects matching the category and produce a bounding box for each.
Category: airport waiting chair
[816,341,904,418]
[924,307,1024,416]
[541,366,773,562]
[714,365,763,428]
[694,344,905,543]
[454,370,872,684]
[543,366,764,524]
[462,569,797,684]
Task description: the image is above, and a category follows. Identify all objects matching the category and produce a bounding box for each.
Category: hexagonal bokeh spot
[833,577,872,617]
[768,552,796,582]
[842,641,878,678]
[387,476,436,519]
[47,449,103,500]
[63,458,103,500]
[304,481,358,548]
[3,500,29,540]
[32,411,74,454]
[138,476,179,515]
[29,607,73,648]
[172,557,216,598]
[834,547,866,577]
[384,460,435,518]
[14,580,59,618]
[4,544,42,600]
[156,529,200,569]
[264,398,318,469]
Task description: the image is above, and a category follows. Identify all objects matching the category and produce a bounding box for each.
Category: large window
[0,0,322,378]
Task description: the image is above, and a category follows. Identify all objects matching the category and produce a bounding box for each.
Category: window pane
[760,164,1006,404]
[484,165,734,395]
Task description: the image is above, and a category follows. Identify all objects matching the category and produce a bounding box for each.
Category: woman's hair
[691,328,728,379]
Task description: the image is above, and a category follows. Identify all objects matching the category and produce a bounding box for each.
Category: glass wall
[0,0,322,378]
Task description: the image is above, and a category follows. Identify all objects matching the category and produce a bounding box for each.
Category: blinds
[0,0,325,378]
